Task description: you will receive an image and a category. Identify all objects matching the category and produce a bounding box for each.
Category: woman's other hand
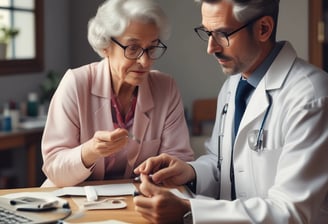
[81,128,129,168]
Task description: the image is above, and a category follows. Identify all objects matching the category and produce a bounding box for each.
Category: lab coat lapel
[240,82,269,132]
[237,42,297,139]
[220,77,238,200]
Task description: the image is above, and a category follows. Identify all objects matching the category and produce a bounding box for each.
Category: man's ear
[254,16,274,42]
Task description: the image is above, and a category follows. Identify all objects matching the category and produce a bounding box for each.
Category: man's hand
[134,174,191,224]
[134,153,196,187]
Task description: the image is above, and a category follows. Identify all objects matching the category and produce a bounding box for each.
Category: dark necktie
[231,78,254,200]
[234,79,254,135]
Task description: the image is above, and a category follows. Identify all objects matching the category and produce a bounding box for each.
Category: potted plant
[0,26,19,59]
[36,70,61,116]
[39,70,61,108]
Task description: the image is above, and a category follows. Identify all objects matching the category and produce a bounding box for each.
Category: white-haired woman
[41,0,194,187]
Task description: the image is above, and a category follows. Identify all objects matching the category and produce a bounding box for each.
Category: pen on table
[10,199,27,205]
[9,198,44,205]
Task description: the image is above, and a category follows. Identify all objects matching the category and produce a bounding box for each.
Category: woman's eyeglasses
[111,38,167,60]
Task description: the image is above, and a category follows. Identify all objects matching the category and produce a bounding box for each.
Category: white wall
[277,0,308,60]
[155,0,223,119]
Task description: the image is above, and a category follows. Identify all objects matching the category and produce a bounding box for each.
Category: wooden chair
[191,98,217,136]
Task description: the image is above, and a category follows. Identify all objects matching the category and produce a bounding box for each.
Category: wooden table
[0,179,151,224]
[0,128,43,187]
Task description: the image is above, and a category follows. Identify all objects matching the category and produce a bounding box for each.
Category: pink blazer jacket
[41,59,194,187]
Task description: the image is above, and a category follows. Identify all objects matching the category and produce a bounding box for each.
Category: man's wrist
[186,178,196,193]
[186,164,197,193]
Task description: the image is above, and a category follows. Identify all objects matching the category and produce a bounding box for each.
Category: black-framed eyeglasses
[111,37,167,60]
[194,16,261,47]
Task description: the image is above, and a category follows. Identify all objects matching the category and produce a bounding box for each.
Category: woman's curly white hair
[88,0,170,58]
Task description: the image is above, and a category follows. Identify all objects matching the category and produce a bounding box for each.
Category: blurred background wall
[0,0,308,119]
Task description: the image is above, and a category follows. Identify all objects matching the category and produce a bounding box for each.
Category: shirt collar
[247,41,284,88]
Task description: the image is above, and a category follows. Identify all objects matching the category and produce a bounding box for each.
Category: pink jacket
[41,59,194,187]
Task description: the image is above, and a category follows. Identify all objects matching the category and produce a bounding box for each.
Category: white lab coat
[189,42,328,223]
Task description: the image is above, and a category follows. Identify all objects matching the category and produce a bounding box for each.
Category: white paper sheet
[52,183,136,197]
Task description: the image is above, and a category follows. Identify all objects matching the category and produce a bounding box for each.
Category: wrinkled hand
[134,153,196,187]
[82,128,129,167]
[134,174,190,224]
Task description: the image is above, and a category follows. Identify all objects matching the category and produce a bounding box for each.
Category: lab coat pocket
[247,130,272,152]
[249,137,282,196]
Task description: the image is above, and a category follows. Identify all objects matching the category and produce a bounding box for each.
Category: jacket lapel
[125,75,155,176]
[131,78,154,142]
[89,59,112,180]
[92,59,114,131]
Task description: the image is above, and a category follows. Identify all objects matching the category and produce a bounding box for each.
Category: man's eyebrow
[199,24,228,32]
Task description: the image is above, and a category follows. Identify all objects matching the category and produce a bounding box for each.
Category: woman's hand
[81,128,129,168]
[134,153,196,187]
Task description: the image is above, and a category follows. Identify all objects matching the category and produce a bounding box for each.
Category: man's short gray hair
[195,0,280,41]
[195,0,279,23]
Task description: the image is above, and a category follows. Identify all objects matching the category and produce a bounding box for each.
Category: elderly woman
[41,0,194,187]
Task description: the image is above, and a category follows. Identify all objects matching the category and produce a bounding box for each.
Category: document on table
[52,183,136,197]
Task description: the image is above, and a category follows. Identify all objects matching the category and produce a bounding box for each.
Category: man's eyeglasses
[194,16,261,47]
[111,38,167,60]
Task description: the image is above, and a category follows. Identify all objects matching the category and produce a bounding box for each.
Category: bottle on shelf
[9,100,20,130]
[2,103,12,132]
[27,92,39,117]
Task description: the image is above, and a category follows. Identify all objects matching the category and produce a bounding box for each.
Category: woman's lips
[132,70,147,75]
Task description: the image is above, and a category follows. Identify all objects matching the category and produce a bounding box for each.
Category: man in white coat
[133,0,328,223]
